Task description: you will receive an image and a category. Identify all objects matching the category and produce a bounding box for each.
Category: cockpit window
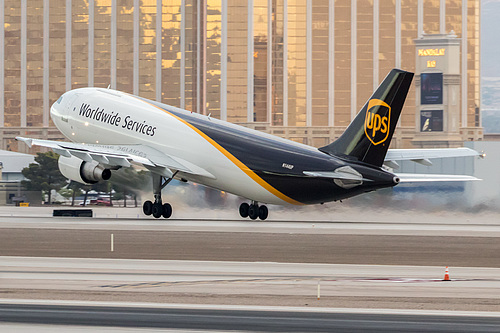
[56,96,63,104]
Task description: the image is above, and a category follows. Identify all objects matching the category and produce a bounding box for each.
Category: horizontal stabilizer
[396,173,481,182]
[386,147,481,161]
[304,171,363,181]
[384,147,482,169]
[304,166,368,181]
[304,166,367,189]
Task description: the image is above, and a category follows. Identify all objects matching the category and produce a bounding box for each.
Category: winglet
[15,136,33,148]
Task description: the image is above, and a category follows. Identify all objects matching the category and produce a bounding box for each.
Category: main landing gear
[143,172,177,219]
[239,201,268,220]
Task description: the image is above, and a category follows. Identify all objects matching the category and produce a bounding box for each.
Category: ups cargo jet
[17,69,479,220]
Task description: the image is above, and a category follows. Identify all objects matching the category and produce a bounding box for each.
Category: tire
[239,203,249,218]
[162,203,172,219]
[258,205,268,220]
[248,204,259,220]
[152,203,163,218]
[143,200,153,216]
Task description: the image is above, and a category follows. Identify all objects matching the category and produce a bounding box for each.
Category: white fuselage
[51,88,310,205]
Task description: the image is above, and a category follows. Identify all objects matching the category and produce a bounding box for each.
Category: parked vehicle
[80,198,112,206]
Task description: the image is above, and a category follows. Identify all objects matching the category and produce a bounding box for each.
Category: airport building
[0,0,481,153]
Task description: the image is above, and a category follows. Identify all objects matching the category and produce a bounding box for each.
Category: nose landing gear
[143,172,176,219]
[239,202,268,220]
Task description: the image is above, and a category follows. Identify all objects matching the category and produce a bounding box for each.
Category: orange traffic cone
[443,266,450,281]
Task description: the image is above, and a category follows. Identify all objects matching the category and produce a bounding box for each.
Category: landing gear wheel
[258,205,268,220]
[143,200,153,216]
[152,203,163,218]
[162,203,172,219]
[239,203,249,218]
[248,204,259,220]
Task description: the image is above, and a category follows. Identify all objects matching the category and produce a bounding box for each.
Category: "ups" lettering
[364,99,391,145]
[365,112,388,137]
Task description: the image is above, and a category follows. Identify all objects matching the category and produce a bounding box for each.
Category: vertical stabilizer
[319,69,414,167]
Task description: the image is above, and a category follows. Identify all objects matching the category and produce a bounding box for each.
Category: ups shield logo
[364,99,391,145]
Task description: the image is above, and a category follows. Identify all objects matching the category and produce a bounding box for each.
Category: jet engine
[58,155,111,184]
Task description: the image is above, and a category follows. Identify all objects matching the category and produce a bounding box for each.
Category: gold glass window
[161,0,181,107]
[49,1,67,127]
[26,0,44,127]
[116,1,133,93]
[401,0,418,127]
[334,0,350,128]
[72,0,89,89]
[206,0,221,118]
[311,0,329,126]
[4,0,22,127]
[227,0,248,123]
[271,0,284,126]
[94,0,112,89]
[287,0,307,127]
[253,0,268,122]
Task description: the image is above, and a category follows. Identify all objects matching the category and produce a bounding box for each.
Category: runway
[2,301,500,332]
[1,208,500,331]
[0,215,499,267]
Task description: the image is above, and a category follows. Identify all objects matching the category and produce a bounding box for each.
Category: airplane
[16,69,480,220]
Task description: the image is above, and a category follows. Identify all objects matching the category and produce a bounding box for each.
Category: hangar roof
[0,150,35,173]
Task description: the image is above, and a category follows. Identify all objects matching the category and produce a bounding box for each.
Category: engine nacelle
[58,155,111,185]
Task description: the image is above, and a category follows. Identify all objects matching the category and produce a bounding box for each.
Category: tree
[110,168,150,207]
[69,181,87,206]
[21,151,68,204]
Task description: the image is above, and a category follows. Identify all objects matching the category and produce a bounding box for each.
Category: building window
[420,110,443,132]
[421,72,443,105]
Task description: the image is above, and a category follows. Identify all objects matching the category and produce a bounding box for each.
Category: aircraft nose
[51,94,64,119]
[50,91,73,121]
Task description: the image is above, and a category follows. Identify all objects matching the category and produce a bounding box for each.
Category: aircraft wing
[384,147,482,169]
[396,173,480,182]
[15,137,215,179]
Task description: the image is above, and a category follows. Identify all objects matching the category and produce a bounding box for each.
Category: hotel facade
[1,0,481,153]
